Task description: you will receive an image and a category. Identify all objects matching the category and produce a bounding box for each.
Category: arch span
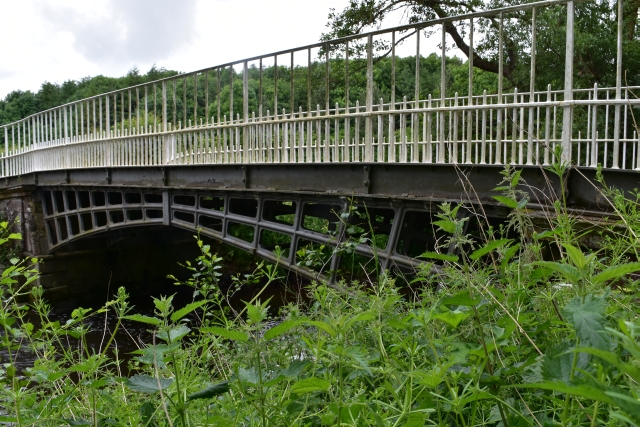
[40,187,491,280]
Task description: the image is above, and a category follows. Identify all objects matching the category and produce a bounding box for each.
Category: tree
[322,0,640,88]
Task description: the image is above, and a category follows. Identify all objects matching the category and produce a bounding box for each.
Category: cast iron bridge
[1,0,638,279]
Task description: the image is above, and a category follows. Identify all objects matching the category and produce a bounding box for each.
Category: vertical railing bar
[591,84,598,166]
[439,24,446,163]
[64,105,69,144]
[194,73,198,126]
[136,88,140,135]
[172,80,177,128]
[413,28,420,162]
[345,40,350,112]
[217,69,221,124]
[527,7,536,165]
[612,0,623,168]
[106,96,110,140]
[243,60,249,162]
[183,77,188,128]
[365,34,373,162]
[205,71,209,126]
[325,47,330,164]
[325,46,330,116]
[561,0,574,164]
[481,90,487,163]
[623,87,628,168]
[496,12,503,164]
[93,99,97,141]
[144,86,149,132]
[163,82,168,133]
[274,56,278,121]
[307,48,312,161]
[467,17,473,163]
[120,92,124,136]
[391,31,396,162]
[75,104,79,143]
[544,84,551,165]
[290,52,295,119]
[113,94,117,137]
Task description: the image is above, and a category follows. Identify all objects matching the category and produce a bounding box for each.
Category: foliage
[323,0,640,89]
[0,65,178,127]
[0,164,640,425]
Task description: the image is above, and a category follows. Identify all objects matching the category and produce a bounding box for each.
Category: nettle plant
[0,162,639,426]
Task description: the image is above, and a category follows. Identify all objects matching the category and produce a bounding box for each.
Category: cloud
[38,0,197,67]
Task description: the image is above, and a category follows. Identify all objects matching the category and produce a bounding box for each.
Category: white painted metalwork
[1,0,637,178]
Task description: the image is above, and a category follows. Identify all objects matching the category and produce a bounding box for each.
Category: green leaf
[563,294,610,350]
[170,300,209,322]
[122,314,162,326]
[534,229,557,240]
[263,320,303,341]
[516,197,528,209]
[440,290,481,307]
[542,341,590,383]
[592,262,640,285]
[433,220,457,234]
[419,251,458,263]
[125,375,173,393]
[571,347,640,383]
[433,310,472,328]
[64,419,91,426]
[291,377,331,394]
[562,243,589,270]
[469,239,512,261]
[264,360,311,387]
[279,359,311,378]
[7,233,21,240]
[157,325,191,342]
[344,311,376,330]
[139,401,156,427]
[492,195,518,209]
[531,261,580,284]
[131,343,182,368]
[515,381,616,406]
[510,169,523,187]
[459,390,496,406]
[305,320,337,337]
[501,243,520,270]
[130,343,181,356]
[187,381,230,401]
[200,326,249,342]
[236,367,260,385]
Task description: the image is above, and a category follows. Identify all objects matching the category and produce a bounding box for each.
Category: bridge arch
[40,186,484,280]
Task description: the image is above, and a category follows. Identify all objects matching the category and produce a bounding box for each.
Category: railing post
[439,24,446,163]
[63,107,69,144]
[163,81,169,165]
[561,0,574,165]
[243,60,249,163]
[612,0,623,169]
[365,34,373,162]
[495,13,503,165]
[467,18,474,164]
[527,8,536,165]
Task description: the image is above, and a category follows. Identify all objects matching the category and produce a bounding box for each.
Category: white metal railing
[1,0,638,178]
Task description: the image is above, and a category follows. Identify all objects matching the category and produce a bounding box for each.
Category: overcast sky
[0,0,363,99]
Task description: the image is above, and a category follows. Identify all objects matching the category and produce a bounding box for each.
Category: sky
[0,0,362,99]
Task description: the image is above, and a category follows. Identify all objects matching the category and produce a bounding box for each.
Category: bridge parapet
[1,0,638,178]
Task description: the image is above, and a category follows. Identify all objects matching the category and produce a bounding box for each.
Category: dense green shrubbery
[1,161,640,426]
